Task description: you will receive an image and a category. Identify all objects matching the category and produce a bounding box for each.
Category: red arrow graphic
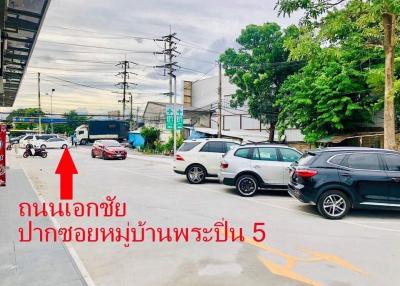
[55,148,78,200]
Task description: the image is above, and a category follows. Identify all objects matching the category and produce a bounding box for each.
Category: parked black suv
[288,147,400,219]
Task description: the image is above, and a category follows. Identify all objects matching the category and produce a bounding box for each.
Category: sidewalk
[0,165,86,286]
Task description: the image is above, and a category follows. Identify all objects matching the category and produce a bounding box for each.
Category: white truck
[75,120,129,145]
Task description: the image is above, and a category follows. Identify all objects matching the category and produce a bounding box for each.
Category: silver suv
[219,144,302,196]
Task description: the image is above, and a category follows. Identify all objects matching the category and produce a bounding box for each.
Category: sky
[12,0,301,116]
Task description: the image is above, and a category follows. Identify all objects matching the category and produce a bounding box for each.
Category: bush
[140,127,161,149]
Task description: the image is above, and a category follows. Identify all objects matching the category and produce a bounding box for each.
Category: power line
[38,40,157,53]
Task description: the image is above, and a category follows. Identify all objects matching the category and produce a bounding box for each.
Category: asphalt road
[9,147,400,286]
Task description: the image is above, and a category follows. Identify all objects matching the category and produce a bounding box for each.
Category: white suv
[219,144,302,196]
[173,139,239,184]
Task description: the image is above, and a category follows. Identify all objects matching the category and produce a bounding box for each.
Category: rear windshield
[297,152,316,166]
[179,142,201,152]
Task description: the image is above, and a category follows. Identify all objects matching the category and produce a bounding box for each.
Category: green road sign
[166,105,174,130]
[165,104,184,130]
[176,105,183,130]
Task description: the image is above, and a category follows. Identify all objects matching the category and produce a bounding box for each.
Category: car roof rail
[242,141,287,146]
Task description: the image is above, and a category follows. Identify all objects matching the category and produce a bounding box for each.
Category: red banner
[0,124,6,186]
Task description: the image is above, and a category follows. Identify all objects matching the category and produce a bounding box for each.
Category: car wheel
[80,139,87,145]
[317,190,350,220]
[186,165,206,184]
[236,174,258,197]
[41,152,48,158]
[91,150,95,158]
[61,144,68,149]
[40,144,46,149]
[23,151,29,158]
[102,151,107,160]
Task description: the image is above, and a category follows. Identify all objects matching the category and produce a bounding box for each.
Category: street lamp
[46,89,55,133]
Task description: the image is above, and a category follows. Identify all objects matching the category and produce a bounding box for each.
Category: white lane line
[21,167,96,286]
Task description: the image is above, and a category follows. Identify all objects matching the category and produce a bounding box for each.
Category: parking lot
[6,146,400,286]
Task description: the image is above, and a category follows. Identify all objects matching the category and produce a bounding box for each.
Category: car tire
[80,139,87,145]
[102,151,107,160]
[61,144,68,149]
[235,174,258,197]
[40,144,46,149]
[91,150,95,158]
[186,165,206,184]
[41,152,48,158]
[23,151,29,158]
[317,190,351,220]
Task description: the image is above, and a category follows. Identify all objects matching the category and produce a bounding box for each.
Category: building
[1,0,50,106]
[142,101,211,141]
[183,75,305,143]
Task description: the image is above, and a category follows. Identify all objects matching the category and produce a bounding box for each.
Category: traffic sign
[176,105,183,130]
[165,105,174,130]
[165,105,184,130]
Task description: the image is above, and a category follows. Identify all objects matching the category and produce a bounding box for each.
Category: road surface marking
[22,167,96,286]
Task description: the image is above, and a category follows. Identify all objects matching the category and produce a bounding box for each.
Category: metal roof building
[1,0,50,106]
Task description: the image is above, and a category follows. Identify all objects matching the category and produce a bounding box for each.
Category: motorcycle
[23,143,48,158]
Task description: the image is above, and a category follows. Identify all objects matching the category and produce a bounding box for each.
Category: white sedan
[36,138,70,149]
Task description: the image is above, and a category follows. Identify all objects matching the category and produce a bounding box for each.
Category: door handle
[392,177,400,183]
[254,165,260,168]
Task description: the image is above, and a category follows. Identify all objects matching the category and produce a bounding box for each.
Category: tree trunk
[268,122,276,143]
[383,12,397,150]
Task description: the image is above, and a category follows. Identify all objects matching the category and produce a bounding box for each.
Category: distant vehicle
[288,147,400,219]
[91,140,127,160]
[19,134,59,148]
[219,144,302,196]
[36,137,70,149]
[75,120,129,145]
[9,134,25,145]
[173,139,239,184]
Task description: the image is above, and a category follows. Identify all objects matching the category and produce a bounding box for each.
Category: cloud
[13,0,302,114]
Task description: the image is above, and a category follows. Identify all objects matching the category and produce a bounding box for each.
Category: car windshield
[103,140,121,147]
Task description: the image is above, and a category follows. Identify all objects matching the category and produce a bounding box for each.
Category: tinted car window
[235,148,251,159]
[200,141,225,153]
[297,153,315,166]
[343,153,382,170]
[49,138,63,142]
[24,135,33,140]
[78,131,84,135]
[179,142,201,152]
[253,147,278,161]
[383,154,400,171]
[329,154,346,165]
[225,142,238,153]
[280,148,301,162]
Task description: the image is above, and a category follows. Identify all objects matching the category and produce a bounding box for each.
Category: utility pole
[38,72,41,134]
[49,88,55,134]
[154,31,181,154]
[136,106,139,125]
[116,60,137,120]
[154,32,180,103]
[129,93,133,129]
[218,61,222,138]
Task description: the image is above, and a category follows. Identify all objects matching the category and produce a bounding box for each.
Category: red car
[91,140,127,160]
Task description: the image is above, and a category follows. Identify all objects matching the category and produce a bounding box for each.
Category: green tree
[6,108,45,131]
[276,1,390,142]
[63,110,89,135]
[140,126,161,149]
[276,0,400,148]
[219,23,302,142]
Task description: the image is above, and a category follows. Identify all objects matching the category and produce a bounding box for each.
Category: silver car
[219,144,302,196]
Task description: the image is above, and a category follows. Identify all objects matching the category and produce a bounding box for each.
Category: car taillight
[295,169,318,178]
[221,162,229,169]
[175,154,184,161]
